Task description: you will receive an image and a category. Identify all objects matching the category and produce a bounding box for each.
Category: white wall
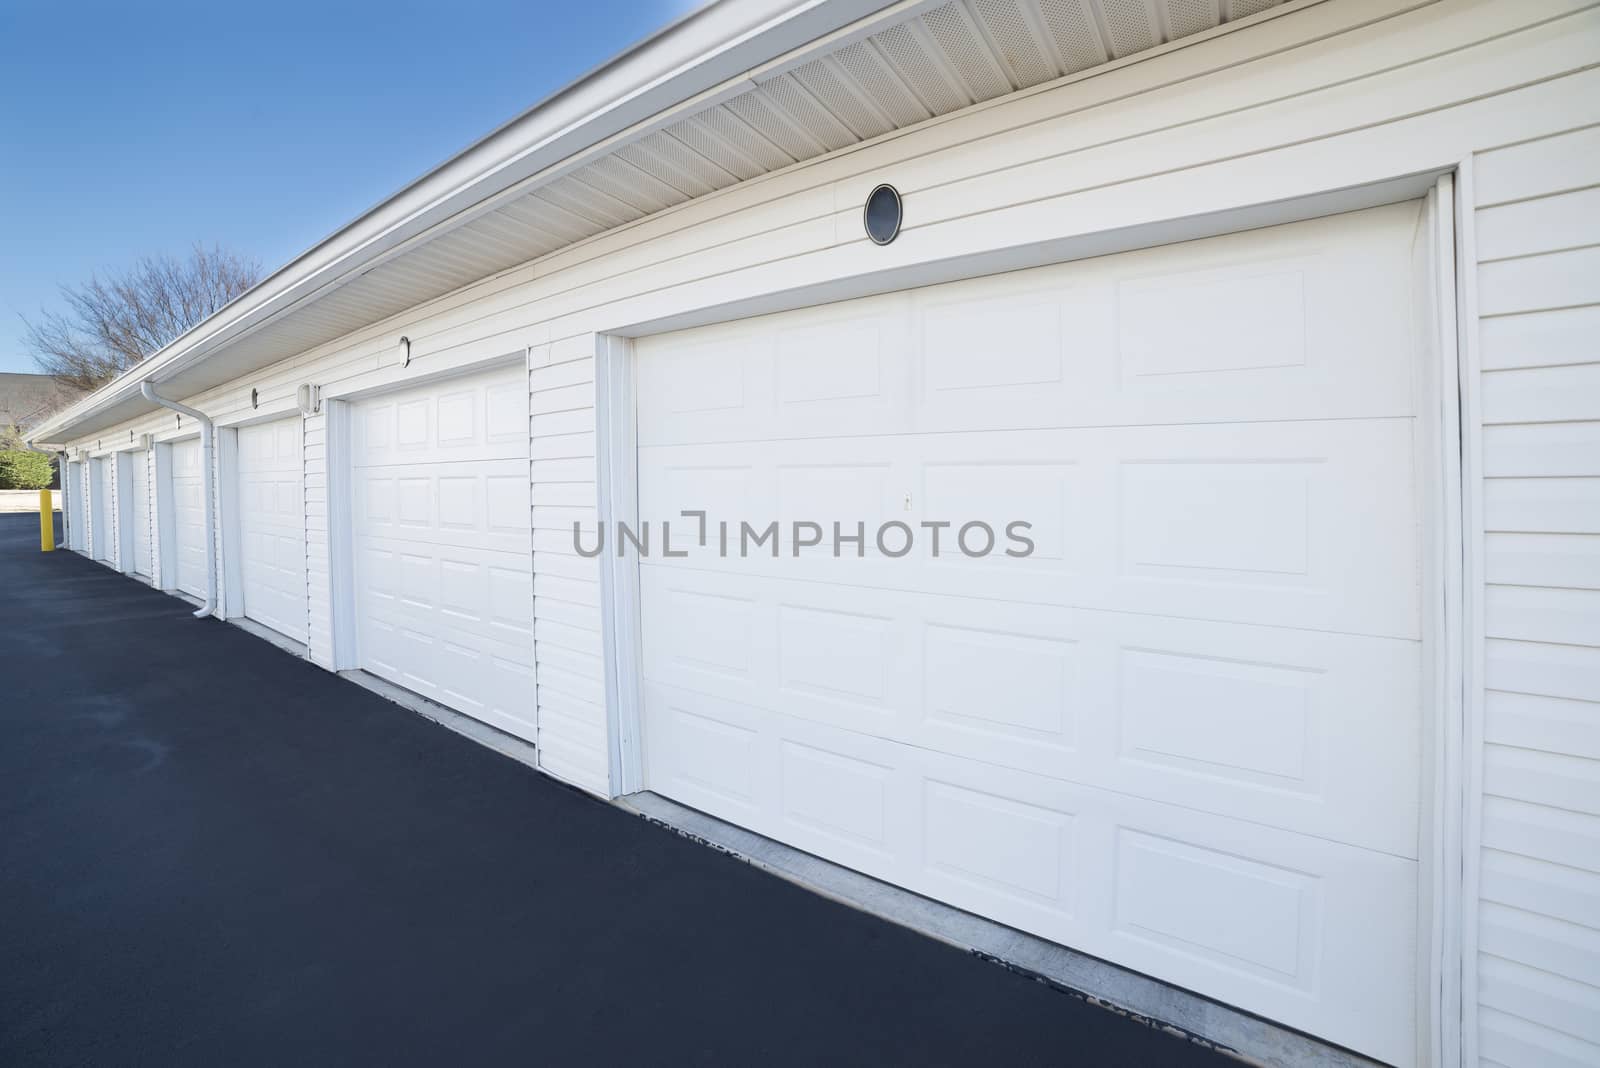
[1467,126,1600,1067]
[58,1,1600,1060]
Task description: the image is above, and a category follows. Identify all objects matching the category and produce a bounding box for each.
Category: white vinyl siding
[305,410,333,668]
[528,336,609,793]
[130,448,153,577]
[47,5,1600,1061]
[1470,126,1600,1067]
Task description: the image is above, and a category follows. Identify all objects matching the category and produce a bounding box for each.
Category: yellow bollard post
[39,488,55,552]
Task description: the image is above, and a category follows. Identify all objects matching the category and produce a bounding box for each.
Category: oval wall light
[864,183,902,245]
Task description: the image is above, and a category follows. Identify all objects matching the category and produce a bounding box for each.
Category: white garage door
[237,417,307,643]
[350,363,536,741]
[130,449,153,577]
[90,457,112,561]
[170,438,208,599]
[636,203,1426,1065]
[66,461,87,552]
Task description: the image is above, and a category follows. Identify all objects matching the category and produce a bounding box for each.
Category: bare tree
[23,244,261,390]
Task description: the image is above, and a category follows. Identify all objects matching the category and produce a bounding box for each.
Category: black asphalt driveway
[0,513,1223,1066]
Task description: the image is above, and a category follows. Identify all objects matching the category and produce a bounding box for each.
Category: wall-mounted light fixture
[864,183,903,245]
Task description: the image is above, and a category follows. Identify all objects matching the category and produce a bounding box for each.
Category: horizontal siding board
[530,481,599,508]
[530,457,597,483]
[533,529,590,556]
[1481,795,1600,877]
[1482,422,1600,477]
[529,382,596,416]
[531,506,598,532]
[528,357,594,392]
[538,692,606,732]
[1475,186,1600,261]
[1487,639,1600,704]
[1485,690,1600,762]
[536,641,603,677]
[1477,246,1600,316]
[540,668,608,709]
[1480,847,1600,934]
[1480,901,1600,987]
[1476,954,1600,1047]
[534,619,604,658]
[1485,584,1600,647]
[1479,305,1600,371]
[530,408,597,437]
[1484,477,1600,534]
[1475,124,1600,206]
[534,574,601,609]
[1479,1005,1600,1068]
[528,431,596,461]
[1486,533,1600,591]
[1481,363,1600,425]
[1482,745,1600,818]
[534,596,602,633]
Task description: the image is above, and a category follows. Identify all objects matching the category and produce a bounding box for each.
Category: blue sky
[0,0,697,373]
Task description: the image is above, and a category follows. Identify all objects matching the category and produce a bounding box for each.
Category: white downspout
[140,381,217,619]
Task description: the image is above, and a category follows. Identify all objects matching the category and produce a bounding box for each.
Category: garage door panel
[640,418,1420,639]
[170,438,207,599]
[91,458,113,561]
[358,543,531,640]
[353,367,527,467]
[640,564,1420,856]
[642,679,1416,1065]
[355,461,530,557]
[636,202,1418,448]
[237,417,307,643]
[351,364,535,740]
[637,302,918,448]
[362,615,536,738]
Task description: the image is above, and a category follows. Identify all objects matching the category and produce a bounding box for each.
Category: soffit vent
[1099,0,1160,57]
[1165,0,1222,39]
[921,2,1015,101]
[972,0,1060,90]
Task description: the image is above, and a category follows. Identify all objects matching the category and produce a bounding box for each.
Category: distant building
[0,371,84,440]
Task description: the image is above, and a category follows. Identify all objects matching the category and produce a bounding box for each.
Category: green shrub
[0,450,53,490]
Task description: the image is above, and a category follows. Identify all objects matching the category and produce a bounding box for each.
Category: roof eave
[32,0,902,446]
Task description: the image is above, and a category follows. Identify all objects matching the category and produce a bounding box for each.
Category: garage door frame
[324,347,538,728]
[591,174,1470,1067]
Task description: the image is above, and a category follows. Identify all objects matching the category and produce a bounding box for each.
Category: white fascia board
[31,0,907,446]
